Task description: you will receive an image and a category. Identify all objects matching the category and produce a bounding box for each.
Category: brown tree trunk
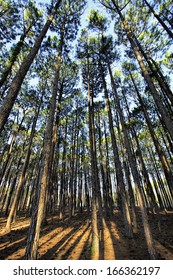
[87,55,100,260]
[103,121,114,214]
[25,35,63,259]
[0,0,62,134]
[116,120,138,234]
[0,24,33,88]
[122,89,158,211]
[107,58,157,258]
[130,72,173,198]
[0,114,25,184]
[137,49,173,106]
[97,112,108,213]
[99,58,133,238]
[109,0,173,141]
[3,157,22,216]
[59,120,68,220]
[5,103,41,232]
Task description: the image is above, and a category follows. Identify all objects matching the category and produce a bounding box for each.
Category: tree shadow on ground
[0,212,91,260]
[0,210,173,260]
[39,222,91,260]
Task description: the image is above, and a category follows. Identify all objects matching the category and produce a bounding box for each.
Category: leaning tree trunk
[130,72,173,198]
[143,0,173,39]
[0,114,25,184]
[106,59,157,258]
[131,34,173,142]
[0,23,33,88]
[109,0,173,142]
[133,36,173,106]
[0,0,62,134]
[3,157,22,216]
[121,86,158,212]
[5,103,41,232]
[116,120,138,234]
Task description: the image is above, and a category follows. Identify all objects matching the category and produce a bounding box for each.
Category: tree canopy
[0,0,173,260]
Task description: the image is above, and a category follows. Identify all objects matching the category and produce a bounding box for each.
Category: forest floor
[0,209,173,260]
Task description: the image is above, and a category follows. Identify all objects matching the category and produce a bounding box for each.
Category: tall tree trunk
[0,0,62,134]
[0,114,25,184]
[99,58,133,238]
[87,56,100,260]
[0,23,33,88]
[68,110,79,218]
[116,117,138,234]
[132,35,173,106]
[59,120,68,220]
[3,158,22,216]
[5,102,41,232]
[148,148,173,209]
[97,112,108,213]
[109,0,173,141]
[25,34,63,259]
[130,72,173,198]
[131,38,173,141]
[42,80,64,224]
[122,88,158,211]
[77,149,83,213]
[82,137,90,214]
[106,59,157,258]
[103,121,114,214]
[73,128,80,215]
[143,0,173,39]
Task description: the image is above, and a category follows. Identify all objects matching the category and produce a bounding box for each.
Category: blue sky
[39,0,105,27]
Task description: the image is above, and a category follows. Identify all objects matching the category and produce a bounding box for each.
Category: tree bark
[5,103,41,232]
[25,34,63,259]
[130,72,173,198]
[0,0,62,134]
[107,59,157,258]
[99,58,133,238]
[109,0,173,141]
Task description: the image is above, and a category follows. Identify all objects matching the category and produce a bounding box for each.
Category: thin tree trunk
[106,58,157,258]
[5,103,41,232]
[0,114,25,184]
[143,0,173,39]
[59,120,68,220]
[130,72,173,197]
[0,24,33,88]
[103,121,114,214]
[97,112,108,213]
[99,58,133,238]
[122,89,158,211]
[132,35,173,106]
[3,158,22,216]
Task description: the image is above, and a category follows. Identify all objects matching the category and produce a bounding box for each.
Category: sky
[29,0,173,91]
[30,0,120,96]
[40,0,106,27]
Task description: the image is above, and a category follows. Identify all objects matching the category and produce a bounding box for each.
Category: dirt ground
[0,209,173,260]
